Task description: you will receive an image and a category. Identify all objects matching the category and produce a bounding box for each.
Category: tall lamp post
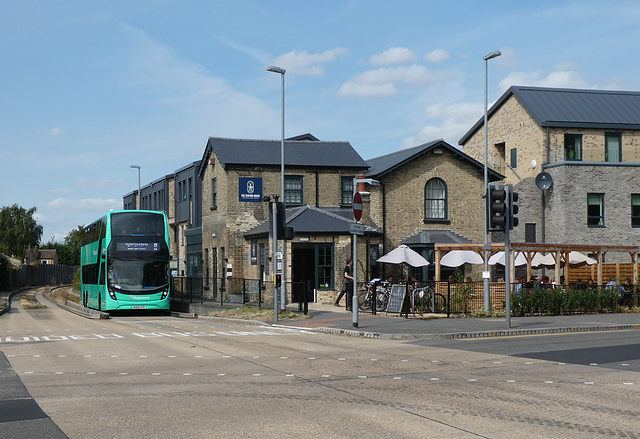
[352,177,379,328]
[482,50,501,311]
[267,65,286,310]
[130,164,141,210]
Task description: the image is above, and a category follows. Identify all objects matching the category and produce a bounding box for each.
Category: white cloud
[424,49,450,63]
[338,65,445,97]
[50,127,65,136]
[46,197,122,212]
[402,101,482,148]
[370,47,417,65]
[77,178,122,189]
[494,46,519,68]
[122,25,278,138]
[499,65,591,91]
[271,48,349,76]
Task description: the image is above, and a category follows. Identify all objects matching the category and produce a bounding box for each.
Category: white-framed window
[424,178,447,221]
[341,177,353,206]
[284,176,303,205]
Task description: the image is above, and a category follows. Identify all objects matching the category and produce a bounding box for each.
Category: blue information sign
[239,177,262,202]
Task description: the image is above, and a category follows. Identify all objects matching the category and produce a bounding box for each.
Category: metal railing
[171,276,314,310]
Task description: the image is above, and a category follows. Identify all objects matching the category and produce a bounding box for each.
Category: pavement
[190,300,640,340]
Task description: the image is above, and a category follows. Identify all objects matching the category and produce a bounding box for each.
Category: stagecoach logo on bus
[239,177,262,202]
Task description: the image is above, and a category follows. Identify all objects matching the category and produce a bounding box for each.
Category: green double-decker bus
[80,210,171,311]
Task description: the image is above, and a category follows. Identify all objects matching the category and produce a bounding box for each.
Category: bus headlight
[161,290,168,299]
[108,289,118,300]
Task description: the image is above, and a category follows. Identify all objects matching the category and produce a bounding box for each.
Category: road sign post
[352,191,363,328]
[353,192,362,221]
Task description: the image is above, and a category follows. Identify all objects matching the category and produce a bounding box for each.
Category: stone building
[123,162,201,276]
[123,135,508,300]
[460,86,640,262]
[198,135,374,304]
[365,139,503,281]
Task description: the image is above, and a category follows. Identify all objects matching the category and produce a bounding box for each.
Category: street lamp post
[130,164,141,210]
[482,50,501,311]
[267,65,286,310]
[352,177,380,328]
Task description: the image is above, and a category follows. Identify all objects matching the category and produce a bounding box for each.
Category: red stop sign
[353,192,362,221]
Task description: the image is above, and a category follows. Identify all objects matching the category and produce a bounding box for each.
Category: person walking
[334,259,354,310]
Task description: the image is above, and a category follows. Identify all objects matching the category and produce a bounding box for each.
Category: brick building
[123,135,508,301]
[365,139,503,281]
[460,86,640,262]
[198,135,374,304]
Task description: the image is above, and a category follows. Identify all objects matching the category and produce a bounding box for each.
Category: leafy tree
[0,204,43,260]
[41,226,83,266]
[0,253,13,291]
[63,226,83,266]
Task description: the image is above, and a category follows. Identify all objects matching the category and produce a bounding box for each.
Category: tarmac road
[2,291,640,438]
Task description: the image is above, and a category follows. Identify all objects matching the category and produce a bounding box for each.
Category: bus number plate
[132,305,147,309]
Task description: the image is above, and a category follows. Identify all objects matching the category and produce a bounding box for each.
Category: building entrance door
[291,246,315,303]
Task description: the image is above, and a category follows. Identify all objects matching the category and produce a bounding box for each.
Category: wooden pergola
[434,242,640,286]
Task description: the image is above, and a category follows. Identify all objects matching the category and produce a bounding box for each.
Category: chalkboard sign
[385,284,407,314]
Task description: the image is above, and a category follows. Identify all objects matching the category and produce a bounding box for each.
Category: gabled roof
[37,249,58,259]
[199,136,368,178]
[459,86,640,145]
[243,205,381,239]
[286,133,320,141]
[401,229,472,245]
[366,139,504,181]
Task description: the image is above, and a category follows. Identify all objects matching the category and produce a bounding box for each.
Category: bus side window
[99,260,106,285]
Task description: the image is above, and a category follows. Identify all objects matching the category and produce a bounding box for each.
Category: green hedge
[511,286,622,316]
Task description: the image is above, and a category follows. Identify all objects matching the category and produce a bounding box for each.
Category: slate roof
[199,136,368,178]
[366,139,504,180]
[459,86,640,145]
[243,205,381,239]
[401,229,472,245]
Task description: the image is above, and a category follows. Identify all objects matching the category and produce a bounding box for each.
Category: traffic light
[487,183,506,231]
[274,273,282,288]
[508,190,519,230]
[275,202,295,240]
[275,202,286,239]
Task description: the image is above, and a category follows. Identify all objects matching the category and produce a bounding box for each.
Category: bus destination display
[117,242,159,252]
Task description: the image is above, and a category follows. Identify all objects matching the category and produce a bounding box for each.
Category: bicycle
[412,286,446,313]
[358,282,391,312]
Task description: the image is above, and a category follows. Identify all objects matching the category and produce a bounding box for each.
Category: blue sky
[2,0,640,243]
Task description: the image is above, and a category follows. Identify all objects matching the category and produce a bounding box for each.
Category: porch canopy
[434,242,640,286]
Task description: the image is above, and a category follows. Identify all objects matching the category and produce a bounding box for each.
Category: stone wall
[462,96,547,184]
[380,147,487,252]
[511,163,640,263]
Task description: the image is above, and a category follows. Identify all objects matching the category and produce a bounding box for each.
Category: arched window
[424,178,447,221]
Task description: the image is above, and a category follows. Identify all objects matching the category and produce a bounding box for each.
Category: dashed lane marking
[0,327,318,345]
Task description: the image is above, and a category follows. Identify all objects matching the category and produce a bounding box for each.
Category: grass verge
[206,304,311,321]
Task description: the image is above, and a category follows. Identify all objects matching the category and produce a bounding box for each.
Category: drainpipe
[542,127,550,246]
[381,180,387,280]
[315,170,319,207]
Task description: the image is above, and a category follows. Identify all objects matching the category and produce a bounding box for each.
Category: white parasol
[489,251,546,267]
[440,250,483,267]
[377,245,430,267]
[534,251,597,268]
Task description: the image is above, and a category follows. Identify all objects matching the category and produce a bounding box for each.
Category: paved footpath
[256,302,640,340]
